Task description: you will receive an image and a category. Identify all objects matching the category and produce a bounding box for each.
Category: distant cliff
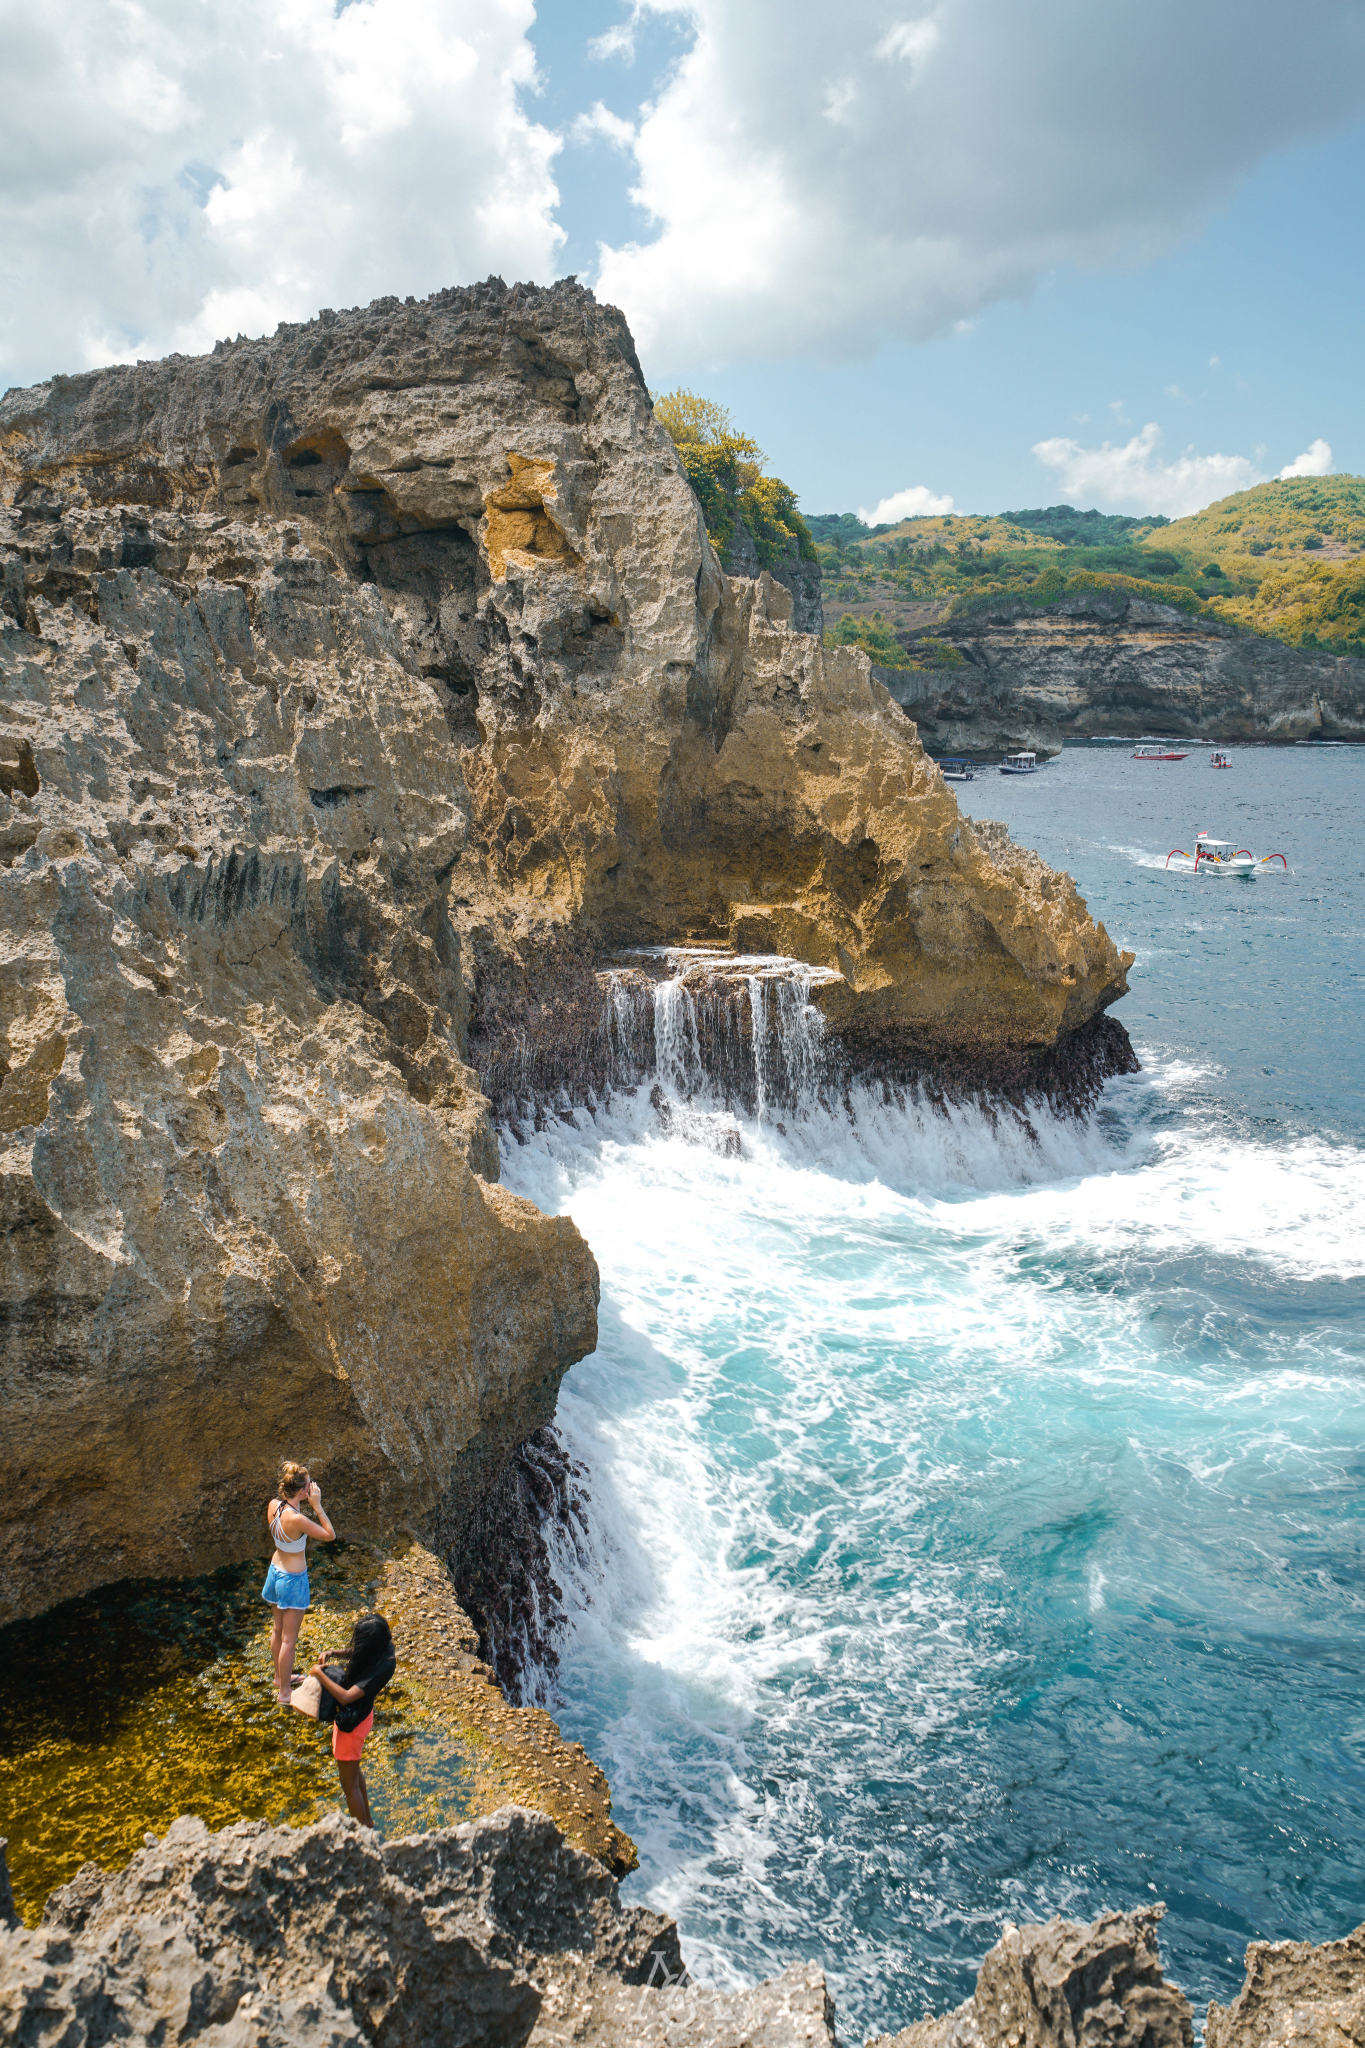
[877,589,1365,755]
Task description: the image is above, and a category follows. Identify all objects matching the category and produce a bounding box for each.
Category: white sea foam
[498,1053,1365,2026]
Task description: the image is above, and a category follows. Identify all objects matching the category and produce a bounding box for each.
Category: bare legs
[269,1605,305,1703]
[337,1759,373,1828]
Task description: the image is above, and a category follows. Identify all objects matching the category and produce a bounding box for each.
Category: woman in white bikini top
[263,1462,336,1703]
[268,1468,334,1571]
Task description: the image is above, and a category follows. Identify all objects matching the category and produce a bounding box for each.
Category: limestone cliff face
[721,515,823,634]
[880,589,1365,756]
[1,279,1133,1618]
[0,499,596,1625]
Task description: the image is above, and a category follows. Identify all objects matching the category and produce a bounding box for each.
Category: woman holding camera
[261,1461,335,1704]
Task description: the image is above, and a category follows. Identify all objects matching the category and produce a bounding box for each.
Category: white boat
[1165,832,1288,878]
[999,751,1037,775]
[937,757,975,782]
[1210,751,1231,769]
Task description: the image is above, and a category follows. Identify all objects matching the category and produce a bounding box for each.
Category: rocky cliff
[881,588,1365,755]
[1,279,1134,1624]
[2,1809,836,2048]
[722,514,823,634]
[6,1811,1358,2048]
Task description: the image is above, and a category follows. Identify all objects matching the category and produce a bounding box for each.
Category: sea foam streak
[500,1059,1365,2037]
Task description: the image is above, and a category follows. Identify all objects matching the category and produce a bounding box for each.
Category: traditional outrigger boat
[1165,832,1288,878]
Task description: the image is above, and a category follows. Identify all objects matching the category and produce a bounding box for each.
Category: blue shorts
[261,1563,310,1610]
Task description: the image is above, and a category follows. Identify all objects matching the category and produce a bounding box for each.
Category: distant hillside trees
[654,389,817,569]
[1001,504,1170,545]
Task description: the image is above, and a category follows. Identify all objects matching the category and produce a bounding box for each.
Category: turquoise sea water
[502,744,1365,2040]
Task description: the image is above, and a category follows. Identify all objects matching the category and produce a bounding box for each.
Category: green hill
[815,481,1365,661]
[999,504,1170,546]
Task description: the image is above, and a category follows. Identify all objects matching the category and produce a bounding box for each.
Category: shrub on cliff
[822,616,966,671]
[823,613,913,667]
[948,569,1207,623]
[655,388,818,567]
[1215,557,1365,653]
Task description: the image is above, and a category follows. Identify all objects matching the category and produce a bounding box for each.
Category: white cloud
[858,484,956,523]
[0,0,562,390]
[1209,354,1222,369]
[875,17,942,71]
[589,16,641,62]
[572,102,638,149]
[1278,438,1332,479]
[589,0,1365,368]
[1032,422,1264,517]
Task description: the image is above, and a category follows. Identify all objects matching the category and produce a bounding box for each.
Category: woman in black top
[313,1613,396,1829]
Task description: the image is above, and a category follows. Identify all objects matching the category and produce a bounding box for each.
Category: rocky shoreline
[0,274,1138,1630]
[3,275,1296,2037]
[5,1801,1360,2046]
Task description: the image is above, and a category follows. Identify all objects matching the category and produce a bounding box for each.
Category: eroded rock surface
[871,1905,1194,2046]
[880,588,1365,756]
[1205,1922,1365,2047]
[0,1809,835,2048]
[0,508,597,1623]
[376,1539,637,1877]
[1,278,1134,1621]
[2,279,1133,1084]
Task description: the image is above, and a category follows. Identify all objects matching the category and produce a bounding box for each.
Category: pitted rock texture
[376,1539,637,1878]
[2,279,1133,1619]
[879,589,1365,757]
[870,1905,1194,2047]
[0,1809,836,2048]
[2,277,1132,1085]
[1205,1922,1365,2047]
[0,503,597,1624]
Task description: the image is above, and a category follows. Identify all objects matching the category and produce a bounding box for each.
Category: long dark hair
[343,1613,393,1686]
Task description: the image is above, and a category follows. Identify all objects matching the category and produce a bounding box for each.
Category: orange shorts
[332,1711,373,1761]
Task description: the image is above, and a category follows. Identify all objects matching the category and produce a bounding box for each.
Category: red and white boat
[1133,742,1189,761]
[1211,751,1231,769]
[1165,832,1288,878]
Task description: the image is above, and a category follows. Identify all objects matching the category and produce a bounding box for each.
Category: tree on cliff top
[654,387,818,568]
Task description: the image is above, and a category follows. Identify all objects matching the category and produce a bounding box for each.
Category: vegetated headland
[811,483,1365,752]
[816,477,1365,663]
[650,388,1365,750]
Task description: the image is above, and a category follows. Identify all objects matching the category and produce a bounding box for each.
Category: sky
[3,0,1365,521]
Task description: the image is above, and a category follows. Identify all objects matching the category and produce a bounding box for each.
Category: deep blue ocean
[502,743,1365,2041]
